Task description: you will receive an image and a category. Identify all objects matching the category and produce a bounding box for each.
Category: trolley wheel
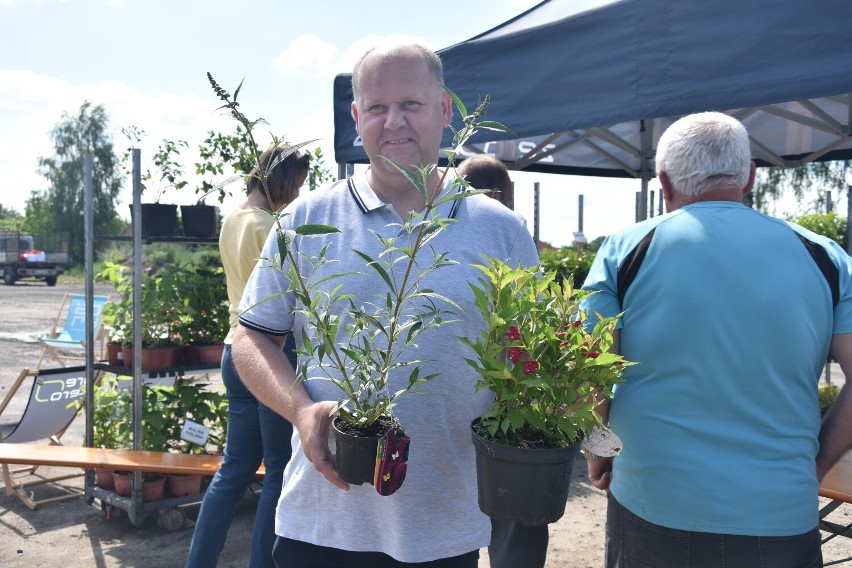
[157,507,186,531]
[3,270,14,286]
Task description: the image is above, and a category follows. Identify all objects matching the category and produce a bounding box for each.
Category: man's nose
[384,104,406,130]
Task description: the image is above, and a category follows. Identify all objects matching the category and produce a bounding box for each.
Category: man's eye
[369,105,386,112]
[403,101,421,108]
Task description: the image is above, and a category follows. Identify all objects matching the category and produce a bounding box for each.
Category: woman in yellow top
[186,144,309,568]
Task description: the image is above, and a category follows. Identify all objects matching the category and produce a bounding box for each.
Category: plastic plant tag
[581,426,622,458]
[373,426,410,496]
[180,420,210,446]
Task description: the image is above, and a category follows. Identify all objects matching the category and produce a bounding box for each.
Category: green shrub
[539,245,599,287]
[791,212,847,250]
[819,383,840,416]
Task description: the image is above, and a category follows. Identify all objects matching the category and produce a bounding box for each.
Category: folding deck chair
[36,293,108,369]
[0,367,88,509]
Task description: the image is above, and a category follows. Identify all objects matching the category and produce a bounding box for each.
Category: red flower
[505,326,521,342]
[572,320,582,327]
[581,350,601,358]
[508,347,524,363]
[522,360,539,375]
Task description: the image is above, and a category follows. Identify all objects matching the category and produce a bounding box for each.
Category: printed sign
[180,420,210,446]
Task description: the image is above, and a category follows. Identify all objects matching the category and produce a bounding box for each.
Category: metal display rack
[82,150,220,528]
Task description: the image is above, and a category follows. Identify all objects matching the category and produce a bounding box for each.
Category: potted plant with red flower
[460,258,632,525]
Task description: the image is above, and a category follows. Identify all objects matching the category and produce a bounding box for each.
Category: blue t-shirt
[582,201,852,536]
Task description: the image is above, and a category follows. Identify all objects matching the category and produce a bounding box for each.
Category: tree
[0,204,23,232]
[752,161,851,216]
[21,190,53,237]
[37,101,124,267]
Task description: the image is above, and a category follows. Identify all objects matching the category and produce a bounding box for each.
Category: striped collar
[346,170,464,220]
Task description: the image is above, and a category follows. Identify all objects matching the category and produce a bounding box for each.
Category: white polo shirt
[239,171,539,562]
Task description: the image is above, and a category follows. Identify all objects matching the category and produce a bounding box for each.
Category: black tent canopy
[333,0,852,218]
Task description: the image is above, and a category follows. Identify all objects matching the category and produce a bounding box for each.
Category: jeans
[606,493,823,568]
[186,341,294,568]
[272,538,480,568]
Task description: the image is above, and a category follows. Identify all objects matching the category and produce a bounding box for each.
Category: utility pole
[578,194,584,233]
[533,182,540,245]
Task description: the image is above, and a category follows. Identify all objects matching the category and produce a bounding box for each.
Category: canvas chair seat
[36,293,109,369]
[0,367,89,509]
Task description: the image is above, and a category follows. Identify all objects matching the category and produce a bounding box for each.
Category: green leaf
[295,224,340,236]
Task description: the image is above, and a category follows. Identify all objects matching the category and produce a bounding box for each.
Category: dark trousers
[488,519,548,568]
[606,493,823,568]
[272,537,479,568]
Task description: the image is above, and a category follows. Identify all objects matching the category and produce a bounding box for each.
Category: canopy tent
[333,0,852,219]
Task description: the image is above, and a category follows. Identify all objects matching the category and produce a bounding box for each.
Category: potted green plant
[121,129,187,238]
[460,258,632,525]
[91,375,228,498]
[181,127,257,238]
[98,262,133,366]
[207,75,505,489]
[171,258,230,366]
[139,377,227,496]
[90,375,132,489]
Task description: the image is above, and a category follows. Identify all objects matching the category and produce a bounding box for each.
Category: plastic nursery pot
[332,416,389,486]
[180,205,219,238]
[470,418,580,526]
[131,203,179,238]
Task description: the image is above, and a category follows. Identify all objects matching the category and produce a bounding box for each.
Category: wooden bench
[819,451,852,566]
[0,444,265,477]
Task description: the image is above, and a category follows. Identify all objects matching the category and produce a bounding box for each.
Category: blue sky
[0,0,641,246]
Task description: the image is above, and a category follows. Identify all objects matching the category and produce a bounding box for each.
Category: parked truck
[0,232,69,286]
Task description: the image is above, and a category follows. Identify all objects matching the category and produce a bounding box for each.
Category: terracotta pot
[95,467,115,490]
[112,470,132,497]
[111,471,167,502]
[183,344,225,367]
[167,473,203,497]
[106,342,124,366]
[122,346,181,371]
[142,473,166,502]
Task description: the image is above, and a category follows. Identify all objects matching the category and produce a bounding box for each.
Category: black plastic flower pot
[471,418,580,526]
[180,205,219,238]
[332,416,383,486]
[131,203,179,238]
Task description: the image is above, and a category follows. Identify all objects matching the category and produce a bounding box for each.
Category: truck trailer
[0,232,69,286]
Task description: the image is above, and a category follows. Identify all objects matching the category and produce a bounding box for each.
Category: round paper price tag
[581,427,623,458]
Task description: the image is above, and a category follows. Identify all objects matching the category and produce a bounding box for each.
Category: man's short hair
[655,112,751,197]
[351,43,444,104]
[457,154,511,193]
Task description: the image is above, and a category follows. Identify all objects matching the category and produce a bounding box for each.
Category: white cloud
[0,69,238,215]
[273,34,339,75]
[338,34,431,72]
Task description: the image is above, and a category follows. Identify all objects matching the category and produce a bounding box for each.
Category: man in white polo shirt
[233,43,538,567]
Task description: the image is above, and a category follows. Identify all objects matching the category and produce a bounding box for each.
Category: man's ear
[441,91,452,127]
[743,161,756,196]
[351,101,360,133]
[659,171,675,203]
